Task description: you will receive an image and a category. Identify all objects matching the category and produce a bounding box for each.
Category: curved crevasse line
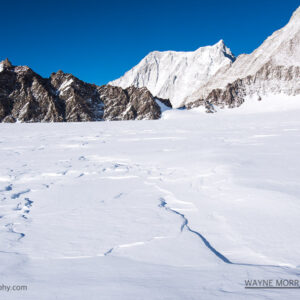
[1,185,34,248]
[187,227,231,264]
[0,250,23,255]
[102,236,170,257]
[158,196,295,271]
[90,165,294,272]
[145,180,235,264]
[5,223,26,241]
[11,189,31,200]
[104,248,114,256]
[158,197,232,264]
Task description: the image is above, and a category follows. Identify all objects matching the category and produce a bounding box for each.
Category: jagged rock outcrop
[187,63,300,111]
[50,70,104,122]
[0,61,170,123]
[0,60,64,122]
[100,85,163,121]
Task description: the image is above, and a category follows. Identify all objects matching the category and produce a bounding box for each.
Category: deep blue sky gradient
[0,0,299,85]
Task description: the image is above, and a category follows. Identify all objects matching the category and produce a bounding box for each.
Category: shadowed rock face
[186,63,300,111]
[0,62,64,123]
[100,85,162,121]
[0,60,171,123]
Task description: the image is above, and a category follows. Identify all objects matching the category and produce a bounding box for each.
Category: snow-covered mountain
[111,6,300,111]
[2,6,299,120]
[186,5,300,109]
[109,40,236,108]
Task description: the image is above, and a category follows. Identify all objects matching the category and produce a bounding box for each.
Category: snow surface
[110,40,235,108]
[155,98,172,113]
[59,78,74,92]
[1,98,300,299]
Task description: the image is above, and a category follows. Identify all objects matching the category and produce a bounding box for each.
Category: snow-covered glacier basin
[1,97,300,299]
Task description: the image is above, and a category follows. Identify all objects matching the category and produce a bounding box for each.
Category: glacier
[1,97,300,299]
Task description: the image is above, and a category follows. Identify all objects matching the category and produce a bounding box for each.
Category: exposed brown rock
[0,60,170,123]
[186,62,300,111]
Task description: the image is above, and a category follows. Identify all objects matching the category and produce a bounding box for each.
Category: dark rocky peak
[0,59,33,76]
[0,62,64,123]
[0,58,13,70]
[50,70,76,89]
[50,70,95,98]
[49,70,105,122]
[99,85,162,121]
[0,61,170,123]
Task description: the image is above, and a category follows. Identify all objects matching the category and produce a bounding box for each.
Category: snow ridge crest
[109,40,236,108]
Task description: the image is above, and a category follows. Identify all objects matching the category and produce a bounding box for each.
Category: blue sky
[0,0,299,85]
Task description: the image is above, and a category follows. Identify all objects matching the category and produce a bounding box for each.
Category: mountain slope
[0,60,170,122]
[186,6,300,109]
[109,40,235,108]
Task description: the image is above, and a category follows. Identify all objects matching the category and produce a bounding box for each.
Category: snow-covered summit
[110,6,300,110]
[186,5,300,104]
[109,40,235,108]
[290,5,300,22]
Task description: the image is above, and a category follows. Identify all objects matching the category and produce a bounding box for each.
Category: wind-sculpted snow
[1,106,300,299]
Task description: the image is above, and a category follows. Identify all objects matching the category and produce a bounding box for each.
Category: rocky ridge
[0,61,171,122]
